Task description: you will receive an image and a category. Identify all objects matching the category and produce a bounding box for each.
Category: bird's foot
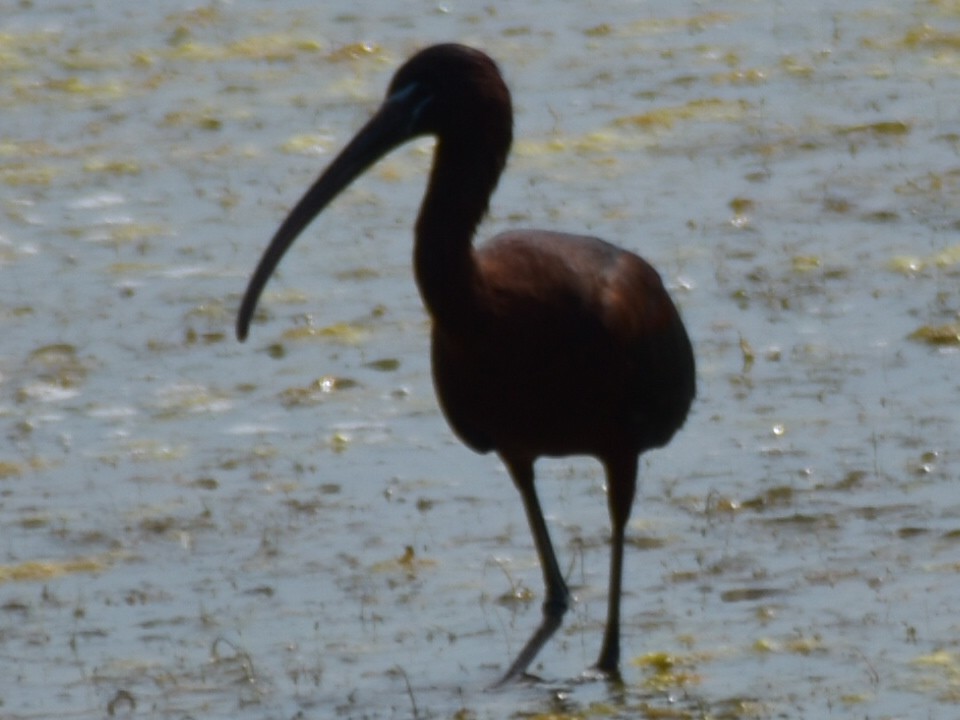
[580,663,623,686]
[487,668,546,690]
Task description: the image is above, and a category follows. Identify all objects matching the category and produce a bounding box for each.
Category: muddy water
[1,1,958,718]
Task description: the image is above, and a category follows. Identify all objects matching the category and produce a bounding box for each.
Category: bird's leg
[493,456,570,685]
[513,460,570,615]
[594,453,638,676]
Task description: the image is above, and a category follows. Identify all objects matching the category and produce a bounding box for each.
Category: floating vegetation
[0,461,25,478]
[162,108,224,130]
[2,4,958,718]
[908,323,960,346]
[281,133,336,156]
[836,121,911,137]
[0,161,59,186]
[623,12,733,35]
[741,485,796,511]
[720,587,785,602]
[165,34,324,63]
[584,23,613,38]
[120,440,188,463]
[0,555,110,584]
[325,41,384,63]
[42,77,128,100]
[633,651,704,692]
[779,54,816,78]
[791,255,821,273]
[106,261,164,275]
[279,376,358,407]
[739,335,755,373]
[19,344,91,398]
[151,383,232,418]
[615,98,751,130]
[364,358,400,372]
[329,431,351,453]
[335,267,380,281]
[860,209,900,223]
[711,68,768,85]
[83,157,143,175]
[282,321,369,345]
[515,128,649,158]
[370,545,435,578]
[729,197,755,216]
[902,24,960,51]
[104,223,168,246]
[891,244,960,275]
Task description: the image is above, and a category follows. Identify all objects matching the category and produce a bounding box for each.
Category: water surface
[1,1,958,718]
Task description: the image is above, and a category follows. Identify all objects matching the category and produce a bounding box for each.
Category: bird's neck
[413,139,502,327]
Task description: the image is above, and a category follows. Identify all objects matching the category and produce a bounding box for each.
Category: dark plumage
[237,43,695,682]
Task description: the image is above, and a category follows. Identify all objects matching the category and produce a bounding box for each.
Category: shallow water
[1,1,958,718]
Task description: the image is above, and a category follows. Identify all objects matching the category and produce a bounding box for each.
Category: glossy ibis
[236,44,695,683]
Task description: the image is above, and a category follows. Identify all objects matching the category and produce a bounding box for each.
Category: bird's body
[237,44,695,682]
[431,229,692,460]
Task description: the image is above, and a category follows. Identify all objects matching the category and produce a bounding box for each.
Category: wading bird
[236,44,695,683]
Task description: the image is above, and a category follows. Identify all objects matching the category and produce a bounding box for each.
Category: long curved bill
[236,86,423,341]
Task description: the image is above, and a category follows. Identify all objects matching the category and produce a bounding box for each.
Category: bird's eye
[390,81,420,104]
[389,81,434,132]
[408,91,434,126]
